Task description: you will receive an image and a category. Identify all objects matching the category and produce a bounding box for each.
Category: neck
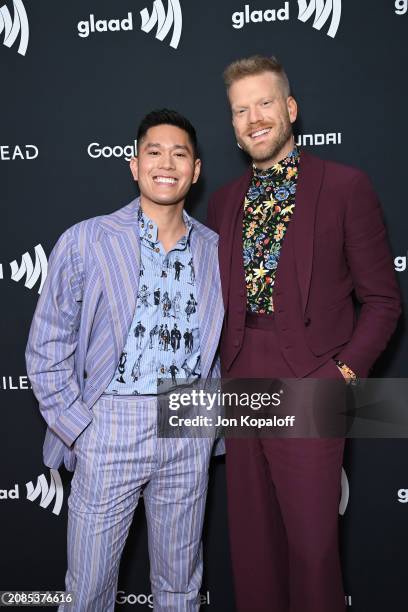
[139,196,186,252]
[253,135,296,170]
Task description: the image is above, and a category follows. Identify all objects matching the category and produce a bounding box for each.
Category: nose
[159,151,175,169]
[248,105,263,124]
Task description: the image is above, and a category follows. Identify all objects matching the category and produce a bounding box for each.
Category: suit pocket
[73,419,94,457]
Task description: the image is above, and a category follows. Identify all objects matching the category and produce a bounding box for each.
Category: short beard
[242,120,293,165]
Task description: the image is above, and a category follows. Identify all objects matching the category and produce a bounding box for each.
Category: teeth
[251,128,270,138]
[154,176,177,184]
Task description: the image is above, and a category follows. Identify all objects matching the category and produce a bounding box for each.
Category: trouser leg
[262,438,346,612]
[225,437,289,612]
[60,398,157,612]
[143,437,212,611]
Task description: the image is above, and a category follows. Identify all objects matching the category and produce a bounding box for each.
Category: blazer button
[233,339,240,347]
[304,317,311,327]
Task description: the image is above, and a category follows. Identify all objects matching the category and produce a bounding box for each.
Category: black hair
[137,108,198,158]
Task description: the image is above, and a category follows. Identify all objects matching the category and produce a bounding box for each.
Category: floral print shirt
[243,147,300,313]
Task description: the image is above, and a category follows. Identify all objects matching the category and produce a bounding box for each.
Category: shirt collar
[137,204,193,249]
[252,145,300,181]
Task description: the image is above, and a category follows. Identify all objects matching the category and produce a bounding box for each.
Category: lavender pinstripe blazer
[25,197,224,471]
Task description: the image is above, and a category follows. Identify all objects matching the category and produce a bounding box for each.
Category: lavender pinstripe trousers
[59,395,212,611]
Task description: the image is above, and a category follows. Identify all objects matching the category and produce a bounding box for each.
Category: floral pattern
[243,147,300,313]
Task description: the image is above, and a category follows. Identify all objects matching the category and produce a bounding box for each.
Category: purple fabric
[26,197,224,471]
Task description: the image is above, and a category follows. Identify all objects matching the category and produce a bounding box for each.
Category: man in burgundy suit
[207,56,401,612]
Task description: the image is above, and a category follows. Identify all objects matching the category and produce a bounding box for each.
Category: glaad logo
[232,0,342,38]
[339,467,349,515]
[0,470,64,515]
[26,470,64,515]
[0,244,48,294]
[295,132,342,147]
[87,141,138,162]
[77,0,182,50]
[394,255,407,272]
[0,0,29,55]
[395,0,407,15]
[297,0,342,38]
[140,0,182,49]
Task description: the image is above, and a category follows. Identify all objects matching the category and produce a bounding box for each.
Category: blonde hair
[223,55,291,98]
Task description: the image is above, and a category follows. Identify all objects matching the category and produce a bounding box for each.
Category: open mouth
[250,128,271,139]
[153,176,178,185]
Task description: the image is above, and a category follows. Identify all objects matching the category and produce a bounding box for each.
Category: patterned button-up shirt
[105,206,201,395]
[243,146,300,313]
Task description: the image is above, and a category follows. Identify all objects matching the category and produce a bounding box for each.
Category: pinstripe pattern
[25,197,224,471]
[59,395,211,612]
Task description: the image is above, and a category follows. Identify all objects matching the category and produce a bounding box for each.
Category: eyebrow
[145,142,191,152]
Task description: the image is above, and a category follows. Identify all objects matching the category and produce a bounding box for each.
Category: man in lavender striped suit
[26,109,224,611]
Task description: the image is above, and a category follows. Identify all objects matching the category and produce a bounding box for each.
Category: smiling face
[228,71,298,169]
[130,124,201,208]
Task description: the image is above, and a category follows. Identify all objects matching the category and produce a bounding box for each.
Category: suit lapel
[219,168,252,309]
[92,200,141,366]
[294,151,325,314]
[191,227,224,378]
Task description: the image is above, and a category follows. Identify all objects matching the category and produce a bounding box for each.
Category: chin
[153,198,179,206]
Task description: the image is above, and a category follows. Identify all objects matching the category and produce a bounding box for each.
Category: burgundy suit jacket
[207,150,401,378]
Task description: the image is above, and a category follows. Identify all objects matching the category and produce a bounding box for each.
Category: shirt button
[148,234,152,238]
[149,224,153,229]
[155,247,160,253]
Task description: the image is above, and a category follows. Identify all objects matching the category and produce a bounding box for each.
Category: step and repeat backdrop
[1,1,407,610]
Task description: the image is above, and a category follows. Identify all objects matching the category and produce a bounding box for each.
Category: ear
[130,156,139,181]
[287,96,298,124]
[192,158,201,184]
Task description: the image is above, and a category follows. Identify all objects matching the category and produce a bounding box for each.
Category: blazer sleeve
[25,227,91,447]
[336,171,401,377]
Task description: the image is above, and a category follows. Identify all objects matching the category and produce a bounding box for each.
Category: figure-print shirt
[105,206,201,395]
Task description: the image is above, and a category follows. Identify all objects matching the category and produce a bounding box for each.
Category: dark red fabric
[206,151,401,612]
[207,150,401,379]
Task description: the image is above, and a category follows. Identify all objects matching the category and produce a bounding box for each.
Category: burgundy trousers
[224,315,346,612]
